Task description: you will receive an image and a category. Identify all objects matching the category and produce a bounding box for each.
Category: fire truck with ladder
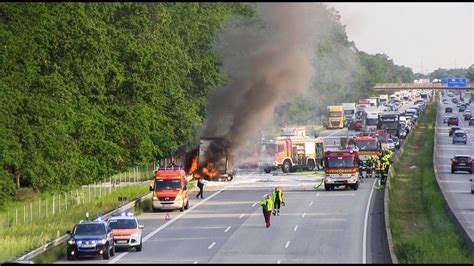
[259,127,324,173]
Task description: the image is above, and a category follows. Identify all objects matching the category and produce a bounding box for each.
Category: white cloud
[327,3,473,73]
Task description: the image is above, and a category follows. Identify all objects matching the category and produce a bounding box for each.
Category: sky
[327,2,473,74]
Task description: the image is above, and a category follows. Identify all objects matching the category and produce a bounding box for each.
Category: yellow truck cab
[327,105,344,129]
[149,169,189,212]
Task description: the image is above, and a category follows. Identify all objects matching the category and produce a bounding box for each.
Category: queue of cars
[443,90,474,193]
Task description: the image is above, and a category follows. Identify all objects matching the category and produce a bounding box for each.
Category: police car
[66,220,115,260]
[107,212,144,251]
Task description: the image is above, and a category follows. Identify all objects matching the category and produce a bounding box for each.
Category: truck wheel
[111,245,116,257]
[264,167,272,173]
[307,160,315,171]
[180,204,185,212]
[226,175,233,182]
[282,161,291,173]
[289,166,297,173]
[184,200,189,210]
[324,184,330,191]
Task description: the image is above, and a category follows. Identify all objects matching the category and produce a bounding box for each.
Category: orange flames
[189,156,218,180]
[188,156,198,174]
[201,162,218,178]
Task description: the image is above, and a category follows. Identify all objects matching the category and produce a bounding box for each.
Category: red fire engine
[323,149,360,191]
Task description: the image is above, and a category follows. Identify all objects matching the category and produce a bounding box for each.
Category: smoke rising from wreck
[199,3,328,163]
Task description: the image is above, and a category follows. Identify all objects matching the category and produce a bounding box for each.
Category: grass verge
[389,100,474,263]
[0,183,150,263]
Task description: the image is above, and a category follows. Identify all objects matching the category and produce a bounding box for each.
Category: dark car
[452,98,459,104]
[447,116,459,126]
[464,111,472,120]
[445,107,453,113]
[469,118,474,126]
[66,221,115,260]
[451,155,473,174]
[459,105,466,112]
[448,126,461,137]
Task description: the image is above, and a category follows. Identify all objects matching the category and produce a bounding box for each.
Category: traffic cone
[165,213,171,220]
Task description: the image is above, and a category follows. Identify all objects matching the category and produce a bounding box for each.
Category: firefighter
[374,154,382,179]
[260,194,273,228]
[381,157,390,185]
[366,155,374,178]
[272,187,285,216]
[385,149,393,163]
[358,158,366,180]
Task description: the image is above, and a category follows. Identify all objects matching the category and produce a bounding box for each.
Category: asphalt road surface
[434,93,474,243]
[57,170,391,264]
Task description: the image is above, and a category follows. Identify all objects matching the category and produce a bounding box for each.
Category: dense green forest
[426,66,474,80]
[0,3,420,204]
[0,2,253,204]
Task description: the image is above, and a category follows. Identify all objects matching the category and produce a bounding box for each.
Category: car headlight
[131,233,140,237]
[67,238,75,245]
[98,239,107,245]
[153,196,158,200]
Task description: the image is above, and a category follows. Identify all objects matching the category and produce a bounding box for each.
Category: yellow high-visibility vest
[261,199,273,211]
[273,190,283,203]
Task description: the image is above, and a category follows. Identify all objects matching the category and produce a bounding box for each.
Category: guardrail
[14,192,152,262]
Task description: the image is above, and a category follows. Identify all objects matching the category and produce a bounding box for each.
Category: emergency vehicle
[107,212,144,252]
[323,149,360,191]
[149,168,189,212]
[259,137,324,173]
[348,136,381,161]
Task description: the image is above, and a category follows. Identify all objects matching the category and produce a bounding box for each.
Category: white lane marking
[277,260,281,264]
[293,225,298,231]
[302,212,306,218]
[239,213,245,219]
[193,261,198,264]
[108,184,231,264]
[316,193,320,197]
[208,242,216,249]
[285,241,290,248]
[363,178,377,264]
[309,201,313,207]
[224,226,231,232]
[252,202,258,207]
[317,193,355,196]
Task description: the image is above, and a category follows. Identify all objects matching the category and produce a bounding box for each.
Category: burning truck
[186,138,236,182]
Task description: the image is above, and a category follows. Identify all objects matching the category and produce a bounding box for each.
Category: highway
[434,93,474,244]
[58,171,389,264]
[58,102,427,264]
